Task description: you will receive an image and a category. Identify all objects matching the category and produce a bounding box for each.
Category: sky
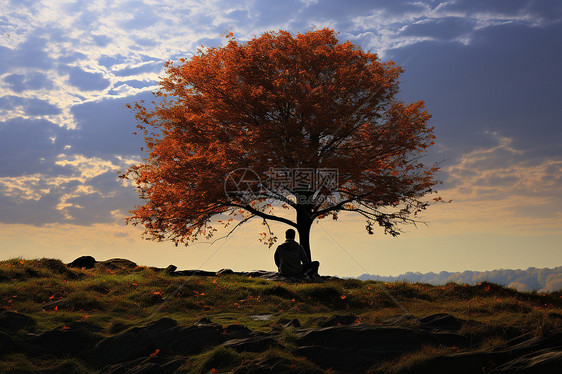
[0,0,561,278]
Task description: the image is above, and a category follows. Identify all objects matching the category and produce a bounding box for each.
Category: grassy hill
[1,258,562,373]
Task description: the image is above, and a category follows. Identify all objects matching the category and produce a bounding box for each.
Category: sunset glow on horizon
[1,0,561,279]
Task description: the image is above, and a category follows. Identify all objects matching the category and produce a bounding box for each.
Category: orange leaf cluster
[122,28,440,256]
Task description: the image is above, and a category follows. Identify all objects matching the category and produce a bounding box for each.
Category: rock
[233,357,323,374]
[500,330,562,353]
[419,313,463,332]
[223,336,281,353]
[0,310,37,332]
[315,314,357,327]
[412,351,497,374]
[122,362,163,374]
[217,268,234,276]
[295,325,469,371]
[87,318,226,366]
[87,318,176,365]
[101,355,168,374]
[284,319,301,328]
[490,350,562,373]
[412,331,562,373]
[108,321,130,334]
[247,271,323,282]
[0,332,15,353]
[68,255,96,269]
[37,358,92,374]
[382,313,463,332]
[167,325,227,355]
[38,258,80,279]
[243,270,277,278]
[5,304,561,374]
[224,324,253,339]
[194,317,220,327]
[174,269,217,276]
[160,359,185,373]
[383,313,416,325]
[164,264,177,274]
[297,345,388,372]
[297,325,428,351]
[97,258,137,270]
[27,324,102,356]
[65,321,104,333]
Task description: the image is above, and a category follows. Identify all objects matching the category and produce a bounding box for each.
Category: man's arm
[274,247,280,267]
[297,243,310,264]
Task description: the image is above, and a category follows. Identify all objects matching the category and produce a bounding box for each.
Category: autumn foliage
[123,28,439,260]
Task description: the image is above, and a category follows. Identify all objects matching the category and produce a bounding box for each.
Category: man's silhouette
[274,229,320,278]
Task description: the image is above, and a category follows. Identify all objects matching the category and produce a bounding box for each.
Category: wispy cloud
[430,132,562,233]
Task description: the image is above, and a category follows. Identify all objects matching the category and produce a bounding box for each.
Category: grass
[1,257,562,373]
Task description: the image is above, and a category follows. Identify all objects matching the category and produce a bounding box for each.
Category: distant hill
[357,266,562,292]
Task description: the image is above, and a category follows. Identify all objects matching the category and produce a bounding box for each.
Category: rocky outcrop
[97,258,138,270]
[67,255,96,269]
[66,259,336,282]
[0,310,37,332]
[169,268,336,282]
[294,324,469,371]
[1,311,561,373]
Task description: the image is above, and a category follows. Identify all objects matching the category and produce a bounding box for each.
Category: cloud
[0,92,148,227]
[301,0,426,26]
[0,153,141,226]
[112,61,163,77]
[93,34,112,47]
[69,92,150,156]
[0,35,54,72]
[543,274,562,293]
[114,79,157,89]
[0,96,60,114]
[0,118,68,176]
[54,154,121,179]
[57,52,88,64]
[437,0,562,24]
[387,20,562,158]
[67,66,111,91]
[400,17,475,41]
[428,132,562,234]
[0,0,559,252]
[3,72,52,92]
[97,55,126,68]
[0,191,66,226]
[24,98,62,116]
[121,7,158,30]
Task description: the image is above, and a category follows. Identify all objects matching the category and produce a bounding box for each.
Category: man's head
[285,229,296,240]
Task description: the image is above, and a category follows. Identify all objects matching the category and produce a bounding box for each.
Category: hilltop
[1,258,562,373]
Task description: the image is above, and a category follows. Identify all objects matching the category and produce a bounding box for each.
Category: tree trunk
[296,205,314,261]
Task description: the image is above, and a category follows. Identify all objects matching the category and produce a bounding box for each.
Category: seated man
[274,229,320,278]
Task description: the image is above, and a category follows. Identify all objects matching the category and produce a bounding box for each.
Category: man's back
[274,239,309,276]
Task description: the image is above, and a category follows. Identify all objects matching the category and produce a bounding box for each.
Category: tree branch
[229,203,298,228]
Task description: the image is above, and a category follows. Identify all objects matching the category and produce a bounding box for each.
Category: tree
[122,28,439,261]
